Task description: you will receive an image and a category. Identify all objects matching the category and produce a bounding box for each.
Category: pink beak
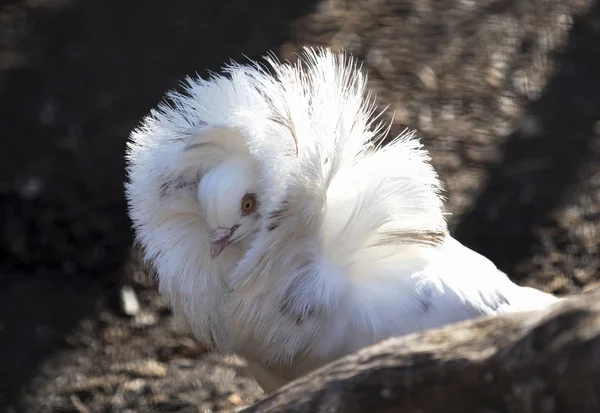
[209,226,239,259]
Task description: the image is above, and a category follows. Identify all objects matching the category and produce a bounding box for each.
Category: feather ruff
[125,47,558,376]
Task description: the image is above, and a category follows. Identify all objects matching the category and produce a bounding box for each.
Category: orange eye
[241,194,257,215]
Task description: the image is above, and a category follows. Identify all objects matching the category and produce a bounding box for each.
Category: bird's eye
[241,193,257,215]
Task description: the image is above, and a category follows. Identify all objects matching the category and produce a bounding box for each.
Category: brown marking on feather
[267,214,292,231]
[159,175,197,198]
[267,201,289,218]
[269,113,298,156]
[368,230,447,248]
[267,201,291,231]
[280,260,320,324]
[184,141,218,152]
[419,299,431,313]
[257,83,298,156]
[159,181,171,198]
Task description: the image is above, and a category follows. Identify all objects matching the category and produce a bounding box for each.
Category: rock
[123,379,149,394]
[119,285,140,317]
[228,393,245,406]
[132,311,159,328]
[111,360,168,378]
[62,375,124,395]
[417,65,438,90]
[241,292,600,413]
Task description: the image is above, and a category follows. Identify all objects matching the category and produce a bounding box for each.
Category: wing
[414,236,559,328]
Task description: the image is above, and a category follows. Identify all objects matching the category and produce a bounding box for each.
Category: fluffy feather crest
[125,47,447,363]
[220,49,448,365]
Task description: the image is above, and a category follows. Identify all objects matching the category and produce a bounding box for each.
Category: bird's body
[232,234,557,391]
[125,48,559,394]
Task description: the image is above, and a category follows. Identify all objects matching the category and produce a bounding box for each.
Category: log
[242,291,600,413]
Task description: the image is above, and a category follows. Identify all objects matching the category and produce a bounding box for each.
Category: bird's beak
[209,226,238,259]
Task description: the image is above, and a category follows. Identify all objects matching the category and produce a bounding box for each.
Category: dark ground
[0,0,599,412]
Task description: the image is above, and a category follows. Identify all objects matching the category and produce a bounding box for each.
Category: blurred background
[0,0,599,411]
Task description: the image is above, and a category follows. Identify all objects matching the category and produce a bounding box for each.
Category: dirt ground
[1,0,599,412]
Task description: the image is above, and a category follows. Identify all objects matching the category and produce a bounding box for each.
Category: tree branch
[242,291,600,413]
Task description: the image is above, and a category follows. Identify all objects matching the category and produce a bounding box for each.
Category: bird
[125,47,560,394]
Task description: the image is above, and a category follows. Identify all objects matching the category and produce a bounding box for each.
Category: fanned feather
[224,49,451,364]
[125,47,559,383]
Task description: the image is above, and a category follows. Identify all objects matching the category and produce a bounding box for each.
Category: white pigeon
[125,47,559,393]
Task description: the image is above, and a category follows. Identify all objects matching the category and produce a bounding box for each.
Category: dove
[125,47,559,393]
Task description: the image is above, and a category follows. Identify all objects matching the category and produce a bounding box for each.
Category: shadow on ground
[454,2,600,280]
[0,0,318,409]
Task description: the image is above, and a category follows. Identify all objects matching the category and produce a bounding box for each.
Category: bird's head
[197,154,261,259]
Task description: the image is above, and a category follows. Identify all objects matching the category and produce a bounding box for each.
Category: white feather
[125,47,559,393]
